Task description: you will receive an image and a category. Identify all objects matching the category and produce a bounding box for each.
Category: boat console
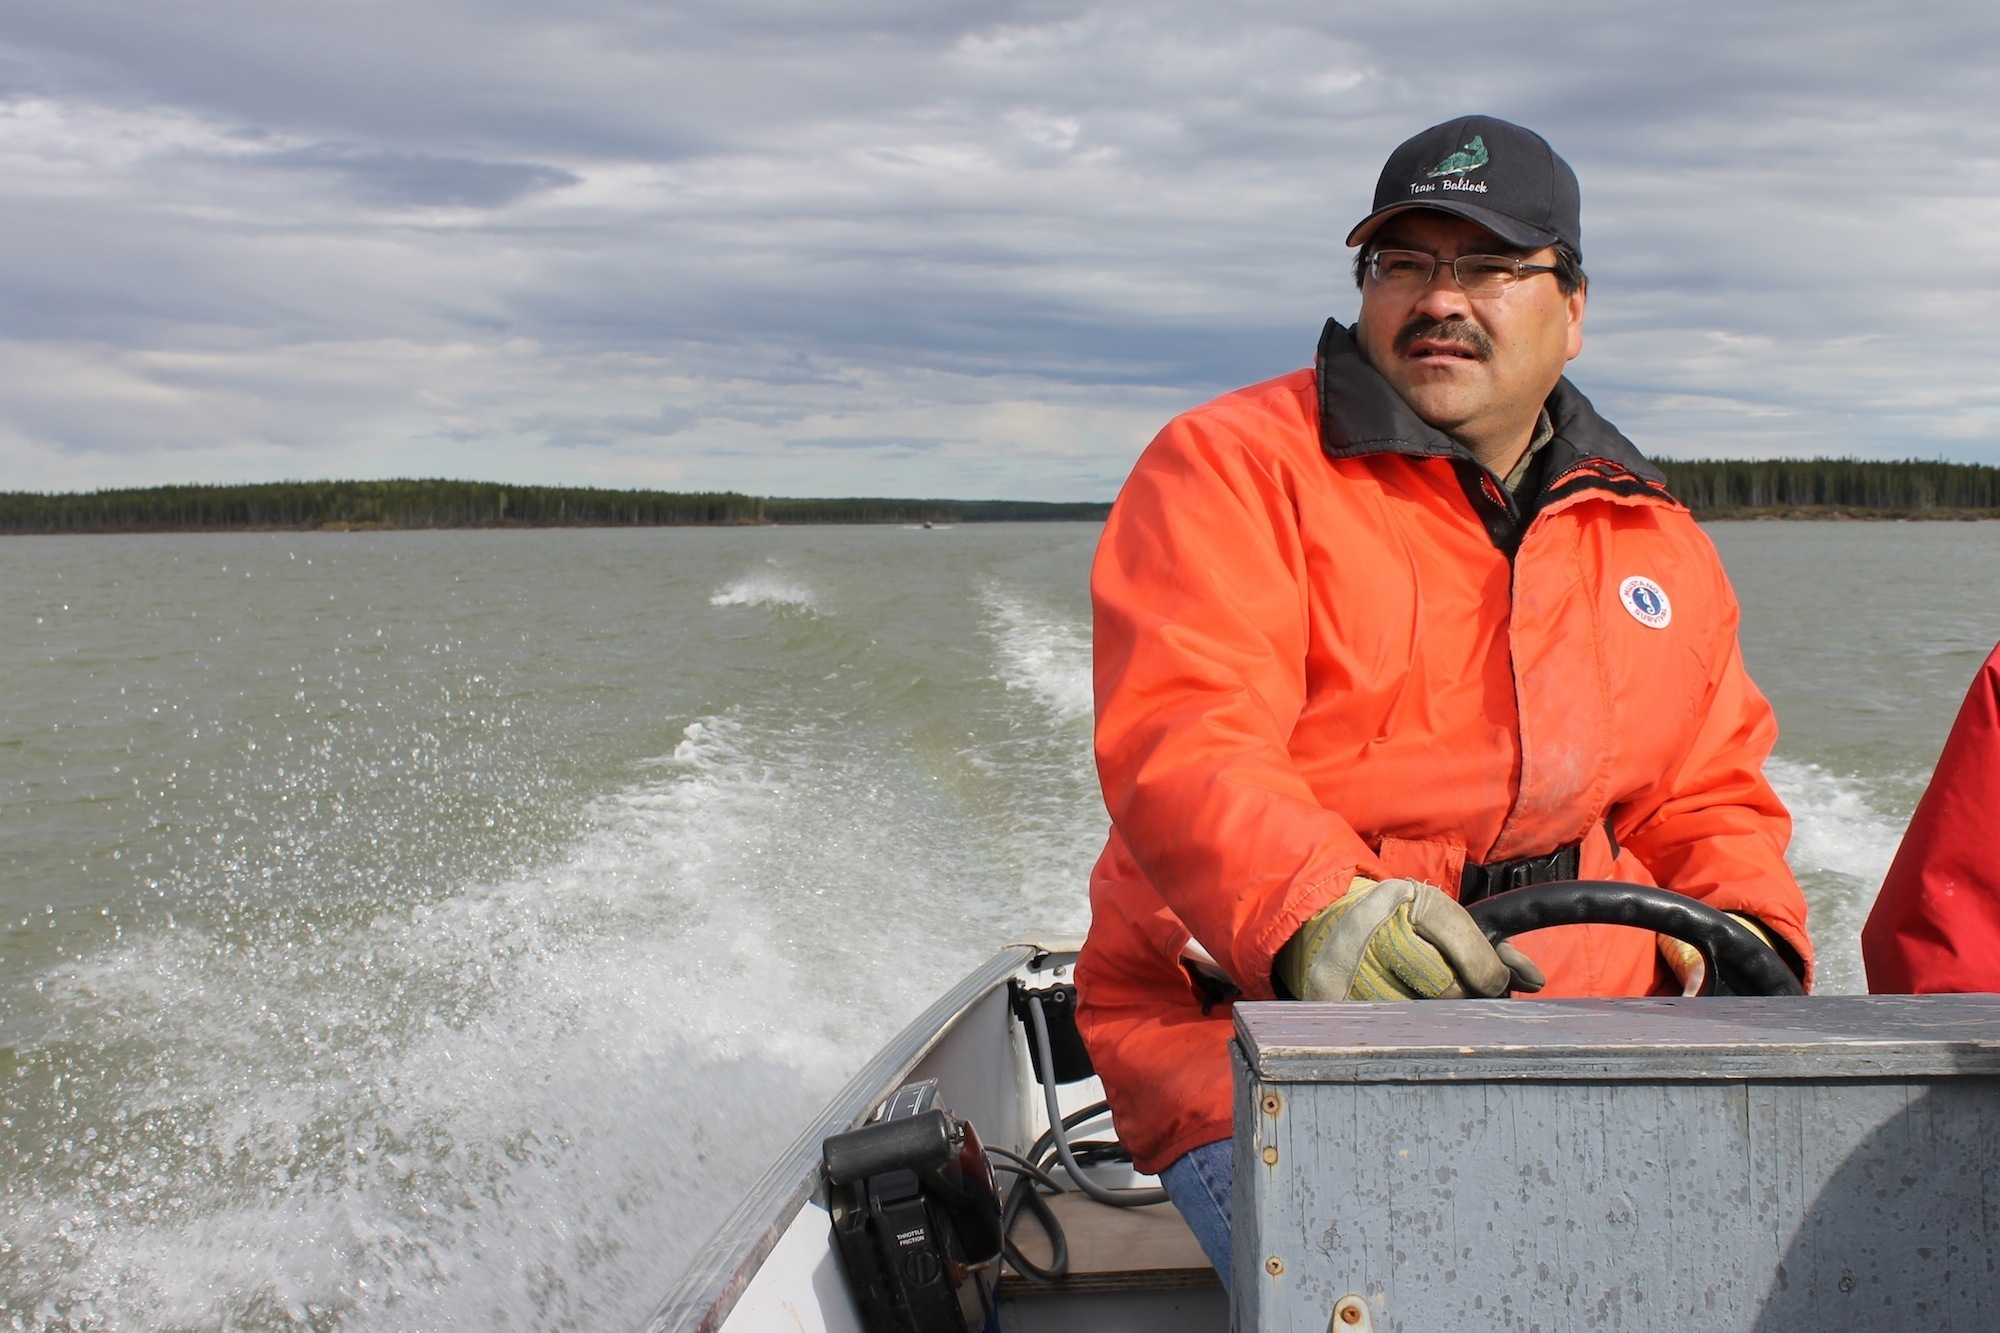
[1234,994,2000,1329]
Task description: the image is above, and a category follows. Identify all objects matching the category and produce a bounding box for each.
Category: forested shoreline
[5,461,2000,533]
[0,480,1113,533]
[1654,459,2000,518]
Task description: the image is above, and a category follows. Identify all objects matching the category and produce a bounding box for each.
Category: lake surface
[3,520,1997,1328]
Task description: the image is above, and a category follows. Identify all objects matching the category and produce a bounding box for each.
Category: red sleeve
[1091,399,1380,997]
[1862,643,2000,993]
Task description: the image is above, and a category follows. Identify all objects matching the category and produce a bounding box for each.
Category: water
[2,520,1997,1328]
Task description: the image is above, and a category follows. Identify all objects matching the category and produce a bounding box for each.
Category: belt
[1460,818,1620,906]
[1459,841,1582,906]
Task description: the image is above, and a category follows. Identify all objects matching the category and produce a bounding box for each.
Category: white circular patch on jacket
[1619,576,1672,629]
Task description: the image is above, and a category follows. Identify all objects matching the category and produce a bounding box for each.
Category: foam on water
[1766,755,1910,994]
[979,586,1093,724]
[966,586,1104,932]
[707,566,818,614]
[2,714,914,1329]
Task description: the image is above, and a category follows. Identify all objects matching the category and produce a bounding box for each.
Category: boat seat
[999,1191,1219,1295]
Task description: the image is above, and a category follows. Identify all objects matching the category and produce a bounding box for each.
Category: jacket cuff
[1246,864,1366,999]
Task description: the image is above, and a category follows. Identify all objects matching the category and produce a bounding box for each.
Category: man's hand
[1275,877,1546,1001]
[1658,913,1781,996]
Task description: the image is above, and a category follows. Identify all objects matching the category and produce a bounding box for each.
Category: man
[1863,641,2000,993]
[1074,116,1814,1281]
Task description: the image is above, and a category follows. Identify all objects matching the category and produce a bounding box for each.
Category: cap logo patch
[1426,135,1489,178]
[1619,576,1672,629]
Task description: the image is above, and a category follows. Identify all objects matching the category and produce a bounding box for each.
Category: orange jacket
[1077,321,1812,1174]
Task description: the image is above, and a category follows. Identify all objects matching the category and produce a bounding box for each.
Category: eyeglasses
[1365,249,1558,297]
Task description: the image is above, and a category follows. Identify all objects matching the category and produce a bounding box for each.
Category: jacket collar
[1313,317,1672,502]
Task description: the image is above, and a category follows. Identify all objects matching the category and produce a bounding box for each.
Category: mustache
[1394,316,1494,361]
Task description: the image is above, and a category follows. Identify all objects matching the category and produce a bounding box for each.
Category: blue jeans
[1158,1138,1233,1289]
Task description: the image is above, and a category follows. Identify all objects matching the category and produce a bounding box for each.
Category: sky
[0,1,1995,500]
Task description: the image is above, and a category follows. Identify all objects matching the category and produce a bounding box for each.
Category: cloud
[254,144,579,209]
[0,0,1995,495]
[788,434,953,452]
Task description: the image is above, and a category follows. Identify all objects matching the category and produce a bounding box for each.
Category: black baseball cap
[1346,115,1581,254]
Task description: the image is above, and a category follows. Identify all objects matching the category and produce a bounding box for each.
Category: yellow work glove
[1657,913,1780,996]
[1274,877,1546,1002]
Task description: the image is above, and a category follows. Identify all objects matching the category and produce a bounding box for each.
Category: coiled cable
[1027,995,1169,1207]
[988,994,1173,1284]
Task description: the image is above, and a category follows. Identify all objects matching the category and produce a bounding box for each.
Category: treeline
[762,497,1113,524]
[0,480,762,533]
[10,463,1995,534]
[0,480,1113,533]
[1656,459,2000,515]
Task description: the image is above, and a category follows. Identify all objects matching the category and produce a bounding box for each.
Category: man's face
[1353,211,1586,449]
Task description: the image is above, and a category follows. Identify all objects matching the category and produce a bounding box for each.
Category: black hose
[997,1172,1068,1283]
[1023,1100,1115,1170]
[993,996,1172,1283]
[992,1116,1100,1284]
[985,1146,1067,1195]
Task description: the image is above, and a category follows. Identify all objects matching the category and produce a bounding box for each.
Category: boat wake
[980,585,1092,724]
[973,587,1101,930]
[1766,755,1910,994]
[1,711,973,1330]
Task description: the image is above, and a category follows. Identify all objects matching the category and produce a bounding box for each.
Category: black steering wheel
[1464,880,1806,997]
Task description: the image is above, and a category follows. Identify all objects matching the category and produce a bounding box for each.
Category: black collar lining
[1313,318,1676,548]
